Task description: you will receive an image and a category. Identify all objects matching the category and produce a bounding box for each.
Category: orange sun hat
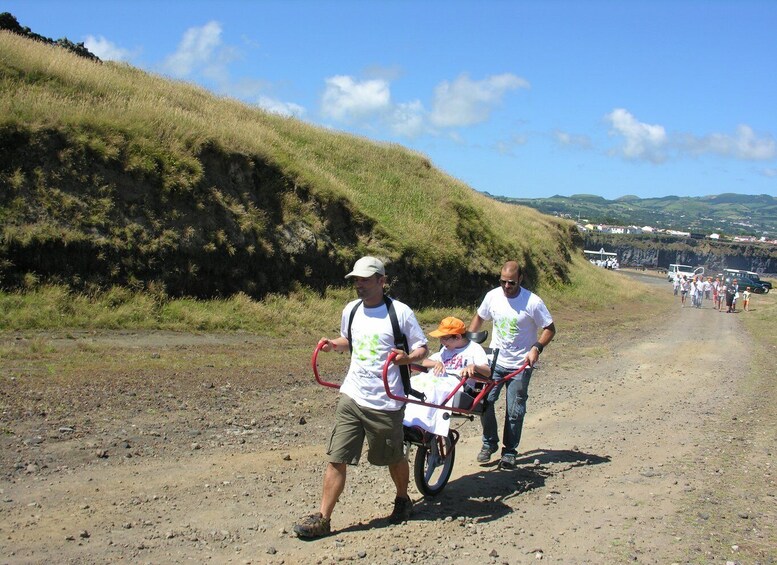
[429,316,466,337]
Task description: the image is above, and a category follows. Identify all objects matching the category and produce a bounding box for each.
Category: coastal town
[575,221,777,245]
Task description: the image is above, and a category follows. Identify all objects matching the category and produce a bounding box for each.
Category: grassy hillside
[1,31,580,306]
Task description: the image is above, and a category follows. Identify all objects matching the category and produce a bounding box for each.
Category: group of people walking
[293,257,555,538]
[673,275,752,312]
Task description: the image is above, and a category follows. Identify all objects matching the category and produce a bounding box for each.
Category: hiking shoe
[293,512,331,538]
[499,453,517,470]
[476,445,497,463]
[388,496,413,524]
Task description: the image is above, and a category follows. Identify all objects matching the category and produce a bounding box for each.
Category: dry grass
[0,261,658,338]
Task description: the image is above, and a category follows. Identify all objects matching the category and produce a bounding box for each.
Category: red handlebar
[381,351,530,415]
[311,341,342,390]
[312,343,529,417]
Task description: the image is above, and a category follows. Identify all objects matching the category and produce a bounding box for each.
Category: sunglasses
[499,279,518,286]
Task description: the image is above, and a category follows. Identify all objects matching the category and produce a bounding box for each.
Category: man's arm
[539,323,556,347]
[392,345,429,365]
[468,313,486,333]
[525,322,556,367]
[318,336,350,353]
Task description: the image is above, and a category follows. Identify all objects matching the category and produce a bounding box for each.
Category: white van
[667,264,703,282]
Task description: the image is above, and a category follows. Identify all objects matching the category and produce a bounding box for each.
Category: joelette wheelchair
[312,332,529,496]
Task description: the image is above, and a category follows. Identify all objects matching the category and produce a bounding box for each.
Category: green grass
[739,290,777,350]
[0,284,350,335]
[0,260,651,335]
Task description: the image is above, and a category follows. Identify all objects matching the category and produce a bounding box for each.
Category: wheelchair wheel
[413,430,456,497]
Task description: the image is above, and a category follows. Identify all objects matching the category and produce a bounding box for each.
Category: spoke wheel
[413,430,456,496]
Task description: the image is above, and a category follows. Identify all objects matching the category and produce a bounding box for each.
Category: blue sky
[5,0,777,200]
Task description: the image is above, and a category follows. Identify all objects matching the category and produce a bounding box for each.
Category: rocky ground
[0,271,774,564]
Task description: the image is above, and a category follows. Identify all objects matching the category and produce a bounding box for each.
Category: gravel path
[1,279,774,564]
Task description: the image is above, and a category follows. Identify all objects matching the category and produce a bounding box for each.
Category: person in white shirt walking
[293,256,428,538]
[468,261,556,470]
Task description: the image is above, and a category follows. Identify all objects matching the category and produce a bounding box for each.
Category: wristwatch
[532,342,544,354]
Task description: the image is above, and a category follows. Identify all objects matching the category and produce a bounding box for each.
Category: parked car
[667,264,703,282]
[722,269,772,294]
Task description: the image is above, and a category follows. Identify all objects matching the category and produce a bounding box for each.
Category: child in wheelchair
[403,317,493,435]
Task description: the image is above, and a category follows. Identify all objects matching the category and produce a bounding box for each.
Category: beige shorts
[327,395,406,466]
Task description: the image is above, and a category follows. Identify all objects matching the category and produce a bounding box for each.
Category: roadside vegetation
[0,256,636,336]
[740,288,776,351]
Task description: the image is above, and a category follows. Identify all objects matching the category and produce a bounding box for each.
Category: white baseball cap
[345,256,385,278]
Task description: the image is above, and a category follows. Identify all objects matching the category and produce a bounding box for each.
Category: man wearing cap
[469,260,555,469]
[293,256,428,538]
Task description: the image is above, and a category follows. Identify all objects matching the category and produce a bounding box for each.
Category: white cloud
[387,100,427,138]
[494,135,528,155]
[554,130,592,149]
[429,73,530,128]
[84,35,133,61]
[321,75,392,121]
[761,167,777,178]
[683,125,776,161]
[162,21,224,78]
[256,96,306,118]
[158,22,306,117]
[320,75,429,137]
[605,109,776,166]
[605,108,668,163]
[318,72,534,141]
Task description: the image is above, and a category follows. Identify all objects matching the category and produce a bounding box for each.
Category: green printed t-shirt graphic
[353,333,381,363]
[495,317,519,341]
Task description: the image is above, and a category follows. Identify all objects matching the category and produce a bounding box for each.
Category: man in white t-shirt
[690,276,699,308]
[680,276,690,307]
[469,261,556,470]
[293,257,428,538]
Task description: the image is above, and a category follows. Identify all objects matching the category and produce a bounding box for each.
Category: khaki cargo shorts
[327,395,406,466]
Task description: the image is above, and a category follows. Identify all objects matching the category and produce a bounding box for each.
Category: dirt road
[1,277,775,564]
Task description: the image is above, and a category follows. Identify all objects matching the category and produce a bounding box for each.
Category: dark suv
[723,270,772,294]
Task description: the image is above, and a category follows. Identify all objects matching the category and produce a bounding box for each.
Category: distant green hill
[0,28,580,305]
[490,193,777,237]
